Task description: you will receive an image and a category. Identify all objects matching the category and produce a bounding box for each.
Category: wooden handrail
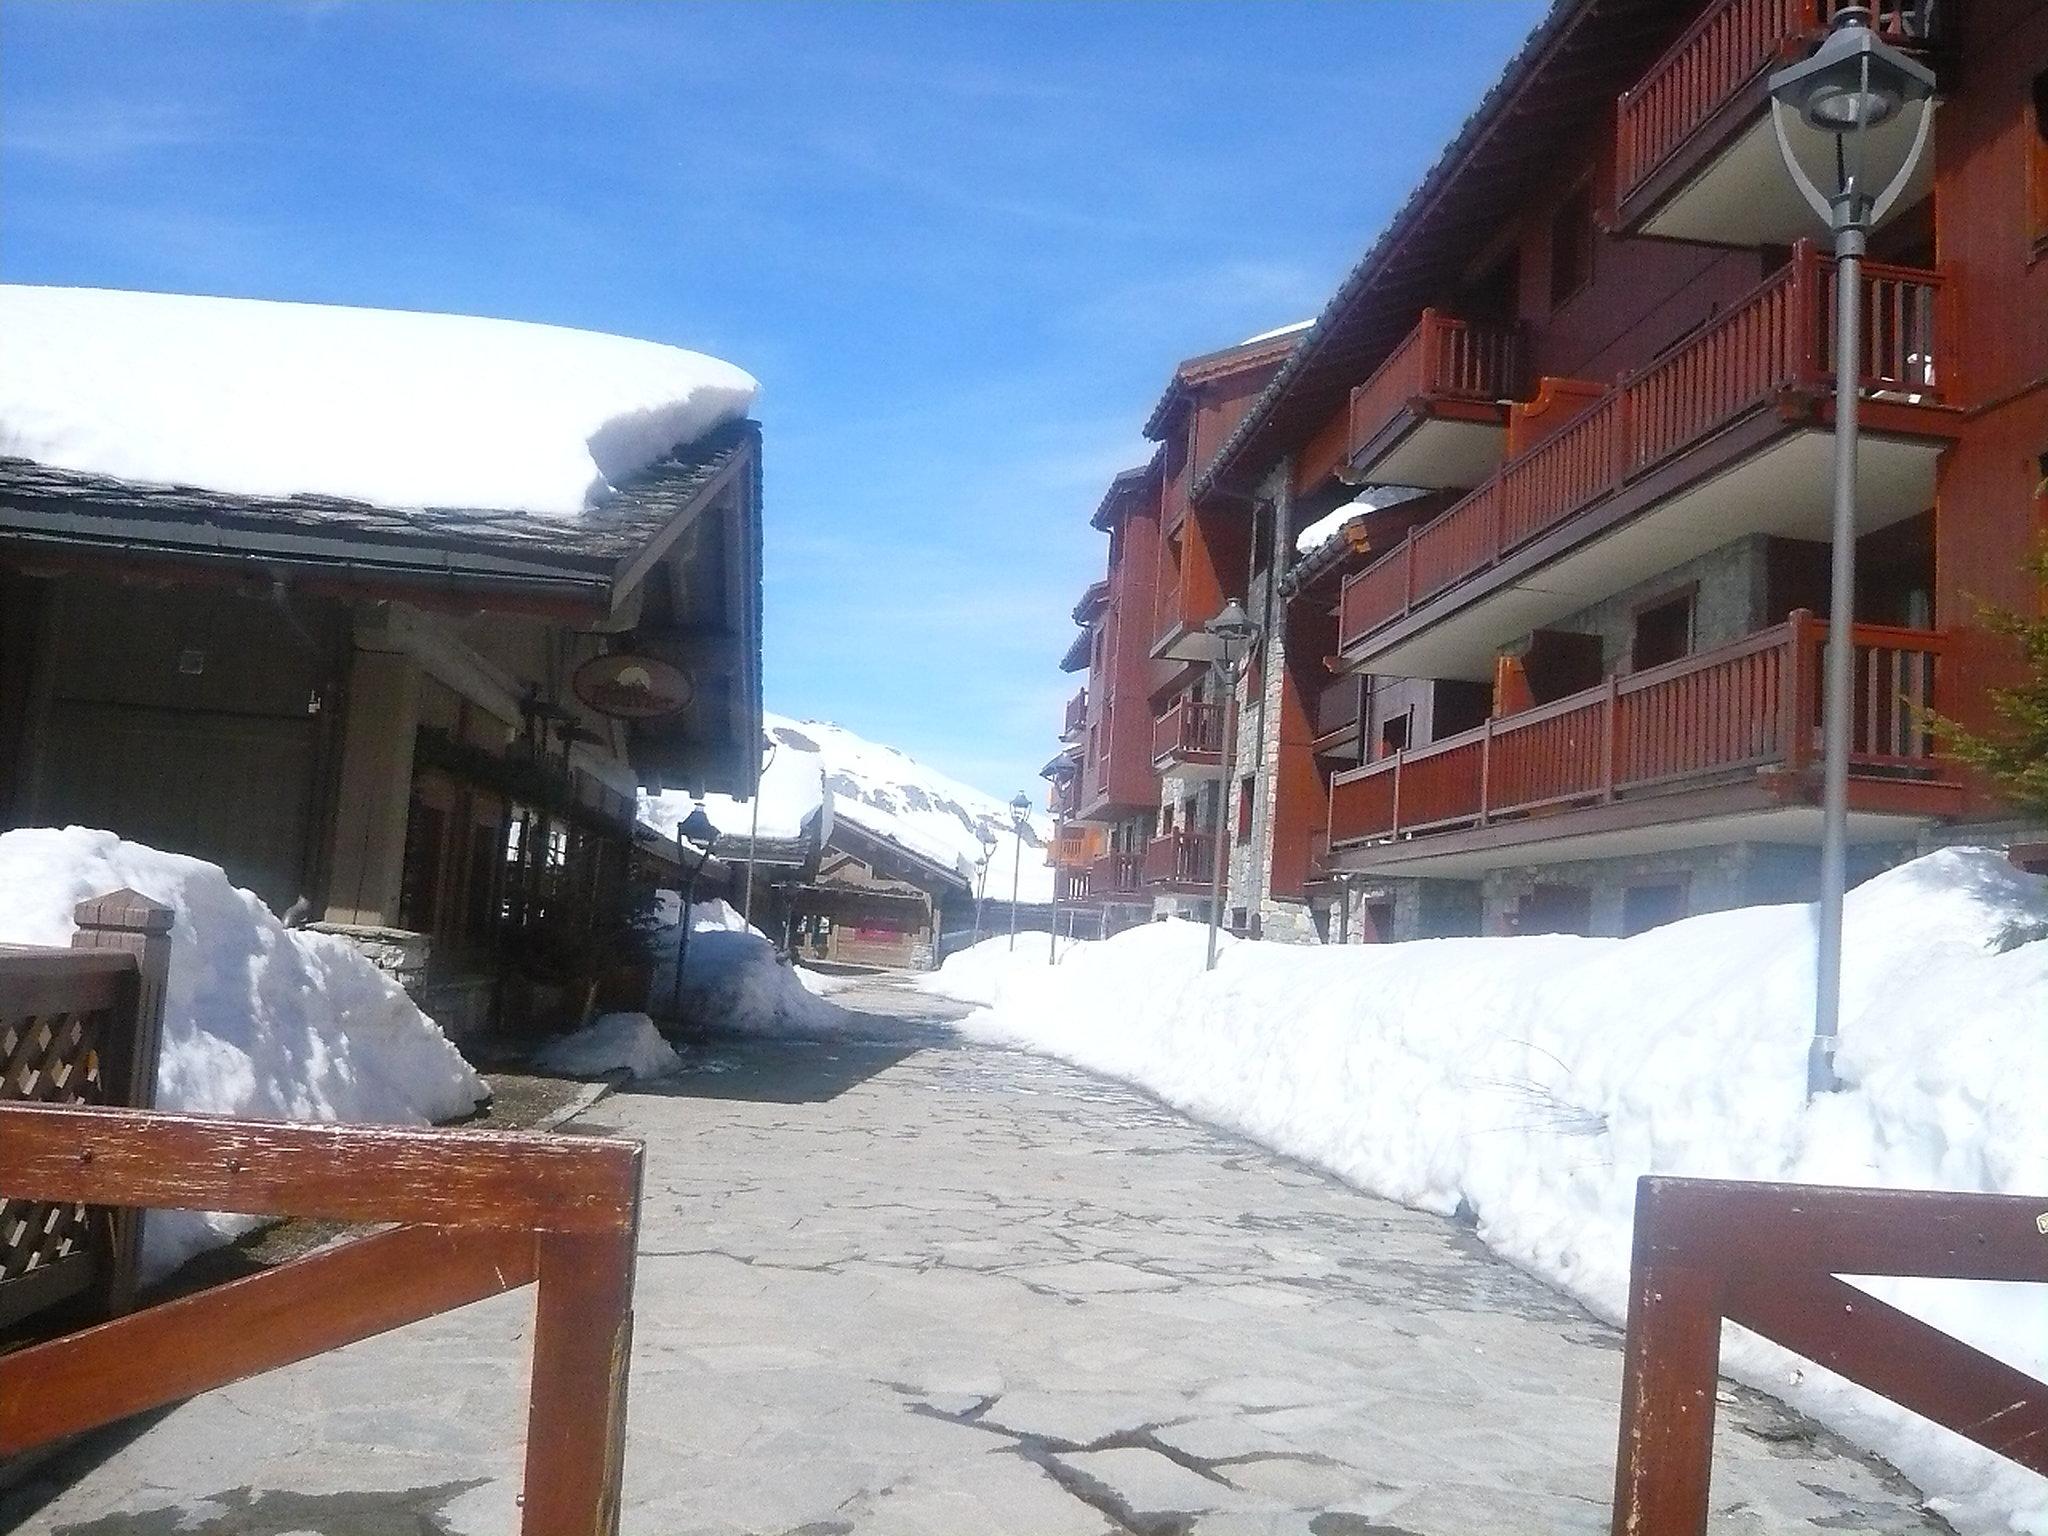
[1611,1176,2048,1534]
[0,1102,645,1536]
[1347,310,1523,470]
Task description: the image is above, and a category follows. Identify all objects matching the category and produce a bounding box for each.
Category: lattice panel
[0,1009,108,1284]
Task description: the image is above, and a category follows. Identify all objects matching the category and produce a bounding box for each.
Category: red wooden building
[1059,0,2048,942]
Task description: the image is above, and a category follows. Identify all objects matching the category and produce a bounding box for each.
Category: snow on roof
[0,285,758,517]
[1239,319,1313,347]
[1294,485,1429,556]
[642,713,1056,904]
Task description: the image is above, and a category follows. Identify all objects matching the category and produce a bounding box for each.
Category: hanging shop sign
[572,652,694,720]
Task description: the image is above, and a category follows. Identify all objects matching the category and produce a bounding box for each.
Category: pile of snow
[648,896,851,1037]
[0,827,486,1279]
[1294,485,1429,557]
[0,285,758,515]
[533,1012,679,1081]
[643,712,1054,903]
[956,851,2048,1535]
[919,932,1093,1007]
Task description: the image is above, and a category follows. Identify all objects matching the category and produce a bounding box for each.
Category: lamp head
[1770,9,1931,135]
[679,807,720,847]
[1205,599,1259,663]
[1009,791,1032,826]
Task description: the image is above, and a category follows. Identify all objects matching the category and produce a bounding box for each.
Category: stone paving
[3,974,1947,1536]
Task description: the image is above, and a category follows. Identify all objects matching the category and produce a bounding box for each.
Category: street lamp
[971,826,998,946]
[1203,599,1259,973]
[1768,7,1935,1098]
[1007,790,1031,952]
[669,806,720,1022]
[1046,785,1064,966]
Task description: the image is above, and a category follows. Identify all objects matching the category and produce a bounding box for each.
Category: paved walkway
[7,975,1944,1535]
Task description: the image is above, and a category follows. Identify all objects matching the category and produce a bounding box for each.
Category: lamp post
[669,807,720,1022]
[1047,788,1065,965]
[741,737,778,926]
[1203,599,1259,973]
[971,826,997,946]
[1768,6,1935,1098]
[1007,790,1031,952]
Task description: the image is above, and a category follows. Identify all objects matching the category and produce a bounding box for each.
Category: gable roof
[1140,329,1309,442]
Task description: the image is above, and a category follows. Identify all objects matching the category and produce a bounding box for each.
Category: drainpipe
[1242,462,1289,920]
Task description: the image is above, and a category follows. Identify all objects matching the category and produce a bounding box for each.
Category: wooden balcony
[1312,675,1369,759]
[1052,823,1101,871]
[1337,247,1955,678]
[1090,849,1145,902]
[1615,0,1936,245]
[1328,615,1959,865]
[1152,697,1226,777]
[1346,310,1525,490]
[1062,687,1088,742]
[1144,830,1216,893]
[1058,866,1093,903]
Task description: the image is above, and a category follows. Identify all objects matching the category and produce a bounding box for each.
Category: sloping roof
[1193,0,1680,503]
[1090,453,1163,532]
[827,815,973,896]
[1059,626,1092,674]
[0,419,760,614]
[1140,329,1309,442]
[1072,580,1111,625]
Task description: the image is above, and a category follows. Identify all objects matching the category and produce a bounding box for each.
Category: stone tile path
[4,974,1946,1535]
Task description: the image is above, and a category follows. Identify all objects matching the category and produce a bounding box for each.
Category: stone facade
[1516,533,1775,674]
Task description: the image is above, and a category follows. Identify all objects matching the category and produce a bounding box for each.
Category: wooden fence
[1152,697,1225,765]
[1345,308,1523,460]
[1611,1176,2048,1535]
[0,889,646,1535]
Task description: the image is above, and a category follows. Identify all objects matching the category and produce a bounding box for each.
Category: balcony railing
[1144,830,1216,889]
[1617,0,1932,212]
[1152,697,1225,768]
[1347,309,1523,463]
[1091,850,1144,901]
[1313,675,1369,746]
[1063,687,1088,740]
[1329,614,1944,847]
[1052,825,1097,870]
[1338,245,1946,652]
[1058,867,1093,902]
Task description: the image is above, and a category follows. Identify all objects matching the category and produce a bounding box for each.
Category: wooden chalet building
[0,291,765,1033]
[1058,0,2048,942]
[789,818,968,970]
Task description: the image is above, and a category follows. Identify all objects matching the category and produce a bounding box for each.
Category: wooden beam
[522,1228,639,1536]
[0,1223,537,1455]
[0,1102,643,1235]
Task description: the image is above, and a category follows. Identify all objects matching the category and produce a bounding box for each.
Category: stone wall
[1526,534,1772,673]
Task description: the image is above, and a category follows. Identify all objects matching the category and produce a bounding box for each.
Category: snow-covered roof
[0,285,758,516]
[1239,319,1313,346]
[1294,485,1429,556]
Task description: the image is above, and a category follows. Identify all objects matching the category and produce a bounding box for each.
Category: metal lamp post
[1047,790,1064,965]
[669,806,721,1021]
[740,736,778,925]
[971,827,997,945]
[1006,791,1031,952]
[1768,6,1934,1097]
[1203,599,1259,973]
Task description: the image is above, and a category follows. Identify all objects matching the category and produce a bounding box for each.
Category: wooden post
[1402,531,1416,615]
[71,888,174,1316]
[1610,1180,1724,1536]
[1602,673,1622,802]
[522,1222,639,1536]
[1478,719,1493,827]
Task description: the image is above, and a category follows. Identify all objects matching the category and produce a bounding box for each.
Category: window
[1237,774,1255,839]
[1631,589,1695,672]
[1623,882,1688,937]
[1380,710,1411,757]
[1549,180,1595,308]
[2031,69,2048,248]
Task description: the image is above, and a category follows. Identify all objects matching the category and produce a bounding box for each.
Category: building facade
[1053,0,2048,943]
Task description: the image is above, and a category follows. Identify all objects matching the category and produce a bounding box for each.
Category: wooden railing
[1058,867,1093,902]
[1153,697,1225,765]
[1338,247,1947,650]
[0,889,172,1333]
[1617,0,1935,208]
[0,1104,644,1536]
[1347,309,1523,464]
[1144,830,1215,888]
[1328,615,1944,846]
[1611,1176,2048,1535]
[1063,687,1088,739]
[1091,850,1144,899]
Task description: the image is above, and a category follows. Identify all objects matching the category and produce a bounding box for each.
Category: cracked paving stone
[4,974,1953,1536]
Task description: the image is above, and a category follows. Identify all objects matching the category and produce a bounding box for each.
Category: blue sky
[1,0,1545,800]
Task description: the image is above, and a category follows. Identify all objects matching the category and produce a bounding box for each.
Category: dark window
[1380,711,1411,756]
[1237,775,1255,838]
[1365,899,1396,943]
[1517,884,1592,936]
[1623,882,1688,936]
[1549,182,1595,308]
[1632,591,1695,671]
[2032,70,2048,245]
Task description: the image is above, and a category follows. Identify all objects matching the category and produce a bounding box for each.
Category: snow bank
[533,1012,679,1080]
[648,896,852,1037]
[919,932,1093,1006]
[0,827,486,1278]
[958,851,2048,1535]
[0,285,758,515]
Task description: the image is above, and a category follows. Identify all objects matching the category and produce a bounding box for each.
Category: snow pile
[0,827,486,1278]
[919,932,1094,1006]
[1294,484,1429,556]
[533,1012,680,1080]
[0,285,758,515]
[649,896,851,1037]
[643,712,1054,903]
[956,851,2048,1535]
